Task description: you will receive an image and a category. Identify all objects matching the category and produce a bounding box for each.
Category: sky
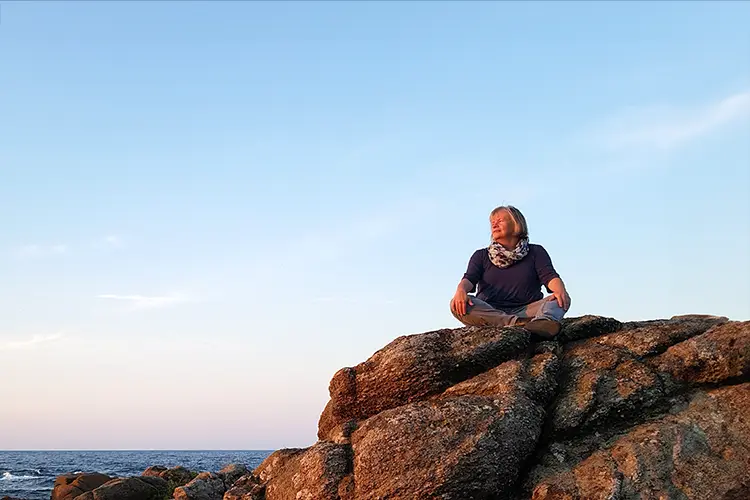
[1,1,749,451]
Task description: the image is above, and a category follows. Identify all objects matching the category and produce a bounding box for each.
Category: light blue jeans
[451,295,566,327]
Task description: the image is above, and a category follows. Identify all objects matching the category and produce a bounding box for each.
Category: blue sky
[1,1,749,450]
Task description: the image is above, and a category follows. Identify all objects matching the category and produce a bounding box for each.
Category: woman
[450,205,570,338]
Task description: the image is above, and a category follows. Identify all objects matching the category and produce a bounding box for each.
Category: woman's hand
[547,277,571,311]
[451,288,473,316]
[551,289,571,311]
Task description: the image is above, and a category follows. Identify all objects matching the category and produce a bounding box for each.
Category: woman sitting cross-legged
[449,205,571,338]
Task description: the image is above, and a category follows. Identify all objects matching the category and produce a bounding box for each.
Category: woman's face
[490,210,516,241]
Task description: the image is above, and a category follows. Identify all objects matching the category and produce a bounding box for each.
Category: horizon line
[0,448,278,452]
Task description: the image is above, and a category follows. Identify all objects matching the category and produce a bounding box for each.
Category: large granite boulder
[317,325,532,443]
[254,315,750,499]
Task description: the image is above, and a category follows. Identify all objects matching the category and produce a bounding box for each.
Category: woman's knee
[540,298,567,321]
[450,302,486,326]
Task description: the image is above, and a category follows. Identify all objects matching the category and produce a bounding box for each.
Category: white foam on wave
[1,471,38,480]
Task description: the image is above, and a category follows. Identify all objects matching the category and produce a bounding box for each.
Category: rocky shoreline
[6,314,749,499]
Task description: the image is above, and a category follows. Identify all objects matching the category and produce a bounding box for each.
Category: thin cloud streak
[313,297,396,305]
[594,89,750,151]
[97,294,190,310]
[0,332,65,351]
[103,234,124,248]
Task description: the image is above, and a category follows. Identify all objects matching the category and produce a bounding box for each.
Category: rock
[253,449,304,484]
[318,325,531,442]
[140,465,195,496]
[51,473,112,500]
[162,466,195,489]
[549,316,730,437]
[253,441,350,500]
[241,316,748,499]
[73,476,169,500]
[222,474,264,500]
[141,466,167,478]
[651,320,750,385]
[531,383,750,499]
[353,392,543,498]
[217,464,248,490]
[557,315,623,343]
[173,472,225,500]
[2,496,26,500]
[56,315,748,500]
[348,344,560,498]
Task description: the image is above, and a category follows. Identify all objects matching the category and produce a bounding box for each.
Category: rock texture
[51,473,113,500]
[48,314,749,500]
[74,477,169,500]
[173,472,225,500]
[255,315,749,499]
[142,466,195,489]
[50,467,194,500]
[317,325,532,444]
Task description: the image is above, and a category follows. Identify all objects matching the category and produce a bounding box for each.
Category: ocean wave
[1,472,39,481]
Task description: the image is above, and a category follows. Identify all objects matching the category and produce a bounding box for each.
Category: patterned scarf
[488,238,529,269]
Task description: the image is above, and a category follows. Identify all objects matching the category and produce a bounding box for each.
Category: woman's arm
[451,251,483,316]
[451,279,475,316]
[547,277,571,311]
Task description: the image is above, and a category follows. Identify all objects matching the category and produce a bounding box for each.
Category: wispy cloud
[15,243,68,258]
[593,89,750,151]
[102,234,123,248]
[97,293,190,310]
[0,332,65,351]
[312,296,396,305]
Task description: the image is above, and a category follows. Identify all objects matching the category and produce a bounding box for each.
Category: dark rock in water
[51,473,112,500]
[2,496,26,500]
[172,472,225,500]
[76,476,168,500]
[140,465,196,494]
[140,467,167,478]
[216,464,248,490]
[73,476,168,500]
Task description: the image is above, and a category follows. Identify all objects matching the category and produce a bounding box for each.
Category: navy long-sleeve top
[462,244,560,310]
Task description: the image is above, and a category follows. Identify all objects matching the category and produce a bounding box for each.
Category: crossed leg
[451,296,566,337]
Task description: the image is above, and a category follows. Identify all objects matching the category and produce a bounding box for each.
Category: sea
[0,450,273,500]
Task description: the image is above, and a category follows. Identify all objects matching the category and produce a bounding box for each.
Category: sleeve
[534,245,560,289]
[462,250,484,292]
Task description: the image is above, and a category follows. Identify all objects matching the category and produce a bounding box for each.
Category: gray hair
[489,205,529,239]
